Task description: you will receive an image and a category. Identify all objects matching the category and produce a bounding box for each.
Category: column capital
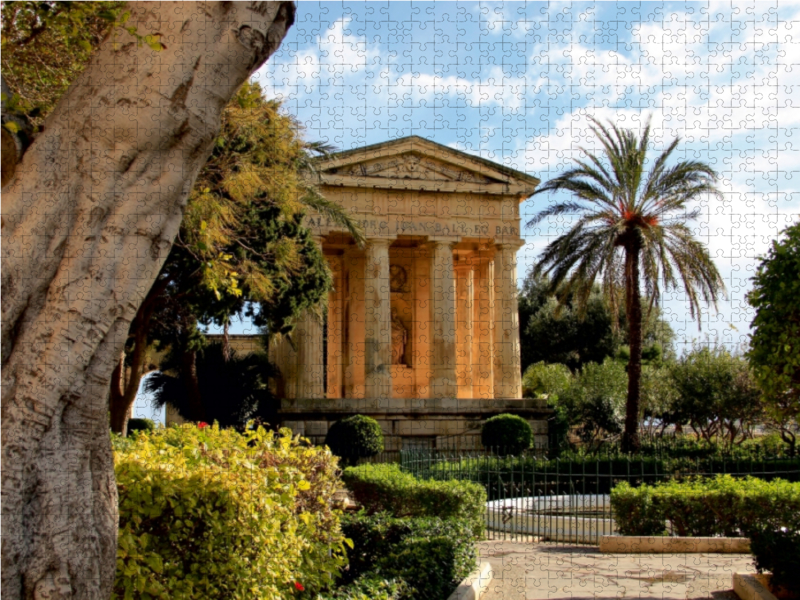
[366,236,396,247]
[427,235,461,246]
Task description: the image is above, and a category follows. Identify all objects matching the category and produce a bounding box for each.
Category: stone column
[473,249,494,399]
[412,245,432,398]
[364,238,393,399]
[493,242,522,398]
[292,311,325,398]
[430,240,458,398]
[344,247,365,398]
[455,260,474,399]
[327,255,344,398]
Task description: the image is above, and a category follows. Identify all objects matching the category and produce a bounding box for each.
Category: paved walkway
[478,541,752,600]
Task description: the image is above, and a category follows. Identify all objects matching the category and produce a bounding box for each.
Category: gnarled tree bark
[1,2,295,599]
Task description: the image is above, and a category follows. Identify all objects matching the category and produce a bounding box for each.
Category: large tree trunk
[0,3,295,599]
[622,243,643,453]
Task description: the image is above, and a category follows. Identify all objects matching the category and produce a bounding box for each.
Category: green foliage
[326,415,385,467]
[341,464,486,537]
[522,362,572,400]
[126,418,155,435]
[147,342,278,430]
[749,527,800,594]
[668,344,763,443]
[481,414,533,455]
[520,284,619,371]
[113,424,347,599]
[610,475,800,538]
[639,364,680,435]
[748,221,800,455]
[1,1,125,126]
[608,483,665,536]
[312,575,407,600]
[518,273,675,374]
[557,359,627,447]
[340,513,477,600]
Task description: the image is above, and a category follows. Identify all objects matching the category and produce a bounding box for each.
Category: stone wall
[278,397,551,452]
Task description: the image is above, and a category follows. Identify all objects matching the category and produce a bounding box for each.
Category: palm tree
[528,116,726,452]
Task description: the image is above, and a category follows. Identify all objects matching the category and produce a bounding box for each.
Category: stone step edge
[734,573,779,600]
[446,561,493,600]
[599,535,750,553]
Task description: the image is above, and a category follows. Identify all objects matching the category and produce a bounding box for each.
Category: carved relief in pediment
[337,153,498,184]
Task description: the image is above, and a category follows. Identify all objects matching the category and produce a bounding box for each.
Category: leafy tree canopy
[518,271,675,372]
[748,221,800,452]
[2,1,129,126]
[668,344,762,444]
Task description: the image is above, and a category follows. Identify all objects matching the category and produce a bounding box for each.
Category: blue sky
[137,1,800,420]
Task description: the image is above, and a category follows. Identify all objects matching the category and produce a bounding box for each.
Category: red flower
[198,422,209,429]
[294,582,304,591]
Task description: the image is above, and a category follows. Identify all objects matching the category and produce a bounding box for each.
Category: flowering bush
[113,424,348,599]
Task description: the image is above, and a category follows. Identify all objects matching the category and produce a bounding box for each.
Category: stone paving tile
[478,541,752,600]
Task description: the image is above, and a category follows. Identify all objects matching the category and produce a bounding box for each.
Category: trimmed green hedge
[750,527,800,594]
[340,513,477,600]
[313,575,408,600]
[113,424,347,599]
[326,415,385,467]
[481,413,532,455]
[342,463,486,536]
[610,475,800,537]
[422,455,800,499]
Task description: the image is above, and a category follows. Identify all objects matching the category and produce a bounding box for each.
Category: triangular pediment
[317,136,539,197]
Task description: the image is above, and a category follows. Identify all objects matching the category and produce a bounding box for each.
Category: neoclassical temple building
[272,136,552,451]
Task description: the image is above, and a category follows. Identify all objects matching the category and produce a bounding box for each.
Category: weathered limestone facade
[274,136,551,451]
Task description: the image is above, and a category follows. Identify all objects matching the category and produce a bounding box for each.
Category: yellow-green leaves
[113,424,347,599]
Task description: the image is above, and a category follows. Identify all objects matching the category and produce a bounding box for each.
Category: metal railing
[395,448,800,544]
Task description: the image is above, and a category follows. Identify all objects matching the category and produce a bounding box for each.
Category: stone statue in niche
[391,314,408,365]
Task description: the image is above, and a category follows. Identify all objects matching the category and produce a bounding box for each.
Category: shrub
[610,475,800,538]
[340,513,477,600]
[126,418,155,435]
[521,362,572,400]
[113,424,347,599]
[609,482,665,536]
[313,575,408,600]
[326,415,384,466]
[481,413,532,455]
[749,527,800,594]
[341,464,486,536]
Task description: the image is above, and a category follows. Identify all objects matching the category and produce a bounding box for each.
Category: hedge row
[340,513,477,600]
[610,475,800,537]
[340,464,487,600]
[113,424,347,599]
[342,463,486,536]
[422,455,800,498]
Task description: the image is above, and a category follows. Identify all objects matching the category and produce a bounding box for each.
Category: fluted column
[455,260,474,398]
[293,311,324,398]
[327,255,344,398]
[492,242,522,398]
[364,238,393,399]
[473,249,495,399]
[430,240,458,398]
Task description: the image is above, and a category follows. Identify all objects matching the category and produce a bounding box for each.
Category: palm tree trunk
[623,244,643,453]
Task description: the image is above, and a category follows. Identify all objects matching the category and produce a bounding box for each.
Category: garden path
[478,541,750,600]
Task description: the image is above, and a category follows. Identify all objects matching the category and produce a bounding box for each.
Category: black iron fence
[393,448,800,544]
